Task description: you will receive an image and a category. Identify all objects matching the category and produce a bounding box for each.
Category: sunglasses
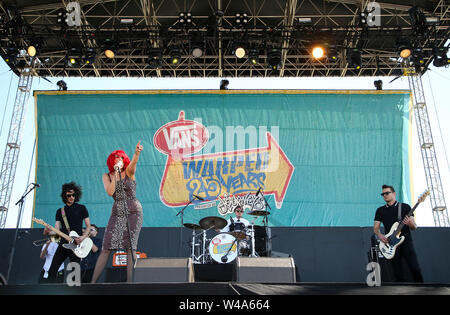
[66,193,75,198]
[380,192,392,196]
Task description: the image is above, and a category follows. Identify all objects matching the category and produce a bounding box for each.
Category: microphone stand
[176,195,200,259]
[6,183,38,283]
[115,167,136,279]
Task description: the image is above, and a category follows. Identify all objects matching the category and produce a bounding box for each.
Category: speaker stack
[133,258,195,283]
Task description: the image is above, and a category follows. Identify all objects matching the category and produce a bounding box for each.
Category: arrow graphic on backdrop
[154,111,294,209]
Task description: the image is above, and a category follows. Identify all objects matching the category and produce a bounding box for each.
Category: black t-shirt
[55,203,89,240]
[374,201,412,241]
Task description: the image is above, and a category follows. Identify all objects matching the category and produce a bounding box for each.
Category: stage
[2,226,450,291]
[1,282,449,295]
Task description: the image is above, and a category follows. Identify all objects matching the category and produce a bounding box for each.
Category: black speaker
[133,258,195,283]
[233,257,296,283]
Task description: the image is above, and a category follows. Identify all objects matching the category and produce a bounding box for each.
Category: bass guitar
[379,190,430,259]
[32,218,93,258]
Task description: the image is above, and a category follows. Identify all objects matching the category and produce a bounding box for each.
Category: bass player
[373,184,424,283]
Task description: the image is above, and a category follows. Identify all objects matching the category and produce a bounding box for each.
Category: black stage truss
[0,0,449,78]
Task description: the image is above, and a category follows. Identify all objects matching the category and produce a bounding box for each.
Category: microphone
[193,194,204,201]
[32,183,40,188]
[114,161,123,171]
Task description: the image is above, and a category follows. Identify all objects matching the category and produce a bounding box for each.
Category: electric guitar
[378,190,430,259]
[32,218,93,258]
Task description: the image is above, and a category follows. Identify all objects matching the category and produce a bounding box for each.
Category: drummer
[218,204,250,235]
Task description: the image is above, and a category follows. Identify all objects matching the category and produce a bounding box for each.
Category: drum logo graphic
[211,236,237,254]
[154,111,294,209]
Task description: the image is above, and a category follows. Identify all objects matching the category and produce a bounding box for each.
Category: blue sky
[0,57,449,228]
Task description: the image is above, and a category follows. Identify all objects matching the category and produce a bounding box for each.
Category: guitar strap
[60,207,71,232]
[397,202,402,221]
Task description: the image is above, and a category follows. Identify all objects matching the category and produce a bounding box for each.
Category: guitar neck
[42,222,73,243]
[395,202,419,234]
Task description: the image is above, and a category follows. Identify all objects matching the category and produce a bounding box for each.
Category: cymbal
[230,231,247,240]
[183,223,203,230]
[199,216,227,230]
[248,210,270,216]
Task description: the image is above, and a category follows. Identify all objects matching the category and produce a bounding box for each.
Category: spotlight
[312,46,325,59]
[248,48,259,65]
[103,39,117,59]
[148,48,162,68]
[233,41,246,59]
[235,13,248,26]
[56,80,67,91]
[190,34,204,58]
[84,47,96,64]
[411,48,425,66]
[67,48,81,67]
[346,48,362,70]
[267,48,281,70]
[169,48,181,65]
[56,8,68,26]
[374,80,383,90]
[328,48,338,61]
[5,47,18,64]
[432,47,450,67]
[178,12,193,27]
[220,79,229,90]
[396,37,412,59]
[27,45,36,57]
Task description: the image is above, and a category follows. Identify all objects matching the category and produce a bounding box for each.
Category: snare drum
[208,233,237,264]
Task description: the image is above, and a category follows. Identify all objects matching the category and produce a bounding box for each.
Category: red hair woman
[91,141,144,283]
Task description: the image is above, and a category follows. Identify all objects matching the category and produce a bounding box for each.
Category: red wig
[106,150,131,173]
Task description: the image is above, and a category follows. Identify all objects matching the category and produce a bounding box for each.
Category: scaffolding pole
[407,69,450,227]
[0,62,34,228]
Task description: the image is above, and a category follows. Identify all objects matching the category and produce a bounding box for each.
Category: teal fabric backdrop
[33,90,411,228]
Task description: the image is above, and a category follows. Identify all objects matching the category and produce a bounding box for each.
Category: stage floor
[1,282,449,295]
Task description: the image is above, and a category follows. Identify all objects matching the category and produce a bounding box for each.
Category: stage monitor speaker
[233,257,296,283]
[133,258,194,283]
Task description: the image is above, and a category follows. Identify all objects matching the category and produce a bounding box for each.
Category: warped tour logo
[153,111,294,209]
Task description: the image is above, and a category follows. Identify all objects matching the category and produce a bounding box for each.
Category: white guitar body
[378,222,405,260]
[62,231,93,258]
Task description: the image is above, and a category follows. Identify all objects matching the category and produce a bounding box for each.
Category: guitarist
[47,182,92,283]
[373,184,424,283]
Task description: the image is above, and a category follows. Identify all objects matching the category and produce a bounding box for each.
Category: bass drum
[208,233,237,264]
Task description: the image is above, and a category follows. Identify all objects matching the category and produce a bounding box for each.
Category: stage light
[396,37,412,59]
[56,8,68,26]
[220,79,229,90]
[179,12,193,27]
[312,46,325,59]
[248,49,259,65]
[432,47,450,67]
[374,80,383,90]
[148,48,162,68]
[328,48,338,61]
[57,80,67,91]
[27,45,36,57]
[5,47,18,64]
[67,48,81,67]
[84,47,96,64]
[235,13,248,26]
[103,39,117,59]
[267,48,281,70]
[346,48,362,70]
[411,48,425,66]
[169,48,181,65]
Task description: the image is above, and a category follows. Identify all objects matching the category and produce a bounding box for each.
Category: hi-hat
[183,223,203,230]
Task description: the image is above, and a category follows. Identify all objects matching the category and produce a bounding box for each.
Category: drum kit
[183,210,271,264]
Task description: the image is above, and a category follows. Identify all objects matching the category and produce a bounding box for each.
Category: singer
[91,141,144,283]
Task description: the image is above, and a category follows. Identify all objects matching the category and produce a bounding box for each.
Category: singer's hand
[135,141,143,154]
